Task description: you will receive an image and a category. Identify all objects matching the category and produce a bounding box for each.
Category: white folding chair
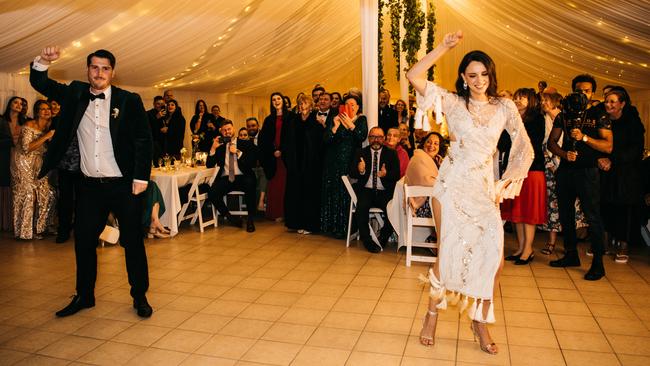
[403,183,438,266]
[341,175,385,249]
[178,169,218,232]
[226,191,248,217]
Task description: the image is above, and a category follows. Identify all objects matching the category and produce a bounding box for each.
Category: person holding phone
[320,93,367,238]
[206,120,258,232]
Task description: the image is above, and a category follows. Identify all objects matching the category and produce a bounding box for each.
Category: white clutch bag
[99,225,120,245]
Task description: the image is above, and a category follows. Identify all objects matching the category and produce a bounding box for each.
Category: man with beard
[207,120,258,232]
[350,127,400,253]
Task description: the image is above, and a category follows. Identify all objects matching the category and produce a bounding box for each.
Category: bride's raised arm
[406,30,463,95]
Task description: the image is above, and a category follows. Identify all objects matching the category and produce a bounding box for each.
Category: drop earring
[463,81,468,90]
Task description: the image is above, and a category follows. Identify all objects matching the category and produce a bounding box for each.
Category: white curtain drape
[360,0,378,130]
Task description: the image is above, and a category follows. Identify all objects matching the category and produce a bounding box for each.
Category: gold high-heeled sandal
[470,320,498,355]
[419,309,438,346]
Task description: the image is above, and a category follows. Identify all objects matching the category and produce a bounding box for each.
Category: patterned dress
[320,115,368,237]
[417,81,533,323]
[11,126,56,239]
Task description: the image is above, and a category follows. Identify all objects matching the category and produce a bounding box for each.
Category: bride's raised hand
[442,30,463,49]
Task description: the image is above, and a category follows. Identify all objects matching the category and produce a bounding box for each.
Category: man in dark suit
[315,93,337,130]
[207,120,258,232]
[378,89,398,134]
[350,127,400,253]
[30,46,153,318]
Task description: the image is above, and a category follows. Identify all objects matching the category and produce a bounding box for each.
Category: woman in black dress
[600,87,645,263]
[284,94,325,234]
[160,99,186,158]
[189,99,216,152]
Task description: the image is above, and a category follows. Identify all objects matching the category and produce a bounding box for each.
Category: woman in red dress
[501,88,547,264]
[259,92,295,220]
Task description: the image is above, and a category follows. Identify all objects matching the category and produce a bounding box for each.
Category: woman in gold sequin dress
[11,100,56,239]
[407,31,533,354]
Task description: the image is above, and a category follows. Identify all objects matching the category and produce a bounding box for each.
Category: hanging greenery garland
[378,0,386,89]
[426,0,436,81]
[389,0,402,81]
[402,0,425,93]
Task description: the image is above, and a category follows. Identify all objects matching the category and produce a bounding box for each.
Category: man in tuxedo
[30,47,153,317]
[378,89,398,134]
[315,93,336,128]
[350,127,400,253]
[207,120,258,232]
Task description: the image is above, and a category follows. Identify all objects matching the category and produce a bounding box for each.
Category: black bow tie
[89,93,105,101]
[317,111,327,116]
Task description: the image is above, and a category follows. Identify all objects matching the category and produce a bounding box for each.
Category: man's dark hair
[246,117,259,124]
[538,80,548,89]
[87,49,116,68]
[312,86,325,94]
[571,74,597,93]
[153,96,164,103]
[211,105,220,111]
[319,92,332,101]
[222,119,234,126]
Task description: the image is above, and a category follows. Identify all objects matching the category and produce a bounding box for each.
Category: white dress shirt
[77,86,123,178]
[364,147,385,190]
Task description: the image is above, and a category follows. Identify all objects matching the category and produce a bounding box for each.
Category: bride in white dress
[407,31,533,354]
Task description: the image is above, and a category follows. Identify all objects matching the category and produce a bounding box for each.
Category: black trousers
[208,174,257,219]
[74,177,149,299]
[556,166,606,256]
[356,187,394,242]
[602,202,640,244]
[56,169,80,236]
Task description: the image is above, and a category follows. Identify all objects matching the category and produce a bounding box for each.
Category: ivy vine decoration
[378,0,386,89]
[426,0,436,81]
[389,0,402,80]
[402,0,425,92]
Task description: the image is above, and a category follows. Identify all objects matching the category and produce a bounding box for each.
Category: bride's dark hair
[455,50,499,106]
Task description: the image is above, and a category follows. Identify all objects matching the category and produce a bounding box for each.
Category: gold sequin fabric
[10,126,56,239]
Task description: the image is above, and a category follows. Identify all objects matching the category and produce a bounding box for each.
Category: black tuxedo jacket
[206,138,257,178]
[350,146,400,194]
[30,66,152,181]
[378,107,398,134]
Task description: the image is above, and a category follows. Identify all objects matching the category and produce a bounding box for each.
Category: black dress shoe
[505,254,521,261]
[514,253,534,265]
[549,252,581,267]
[55,233,70,243]
[584,256,605,281]
[227,215,242,228]
[246,220,255,233]
[363,240,381,253]
[55,295,95,317]
[133,296,153,318]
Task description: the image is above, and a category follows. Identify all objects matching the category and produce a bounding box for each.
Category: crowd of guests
[499,76,646,277]
[1,75,648,269]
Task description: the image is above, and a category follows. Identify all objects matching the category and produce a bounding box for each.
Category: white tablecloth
[150,166,215,236]
[387,177,434,251]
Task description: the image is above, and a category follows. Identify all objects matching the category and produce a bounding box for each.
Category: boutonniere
[111,108,119,118]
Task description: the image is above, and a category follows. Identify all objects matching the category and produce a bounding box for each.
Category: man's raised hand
[40,46,61,64]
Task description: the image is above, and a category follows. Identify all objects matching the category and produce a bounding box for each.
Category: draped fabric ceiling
[0,0,648,129]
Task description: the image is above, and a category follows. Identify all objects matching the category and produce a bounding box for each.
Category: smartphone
[338,105,347,117]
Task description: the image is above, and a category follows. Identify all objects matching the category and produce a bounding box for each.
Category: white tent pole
[360,0,378,130]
